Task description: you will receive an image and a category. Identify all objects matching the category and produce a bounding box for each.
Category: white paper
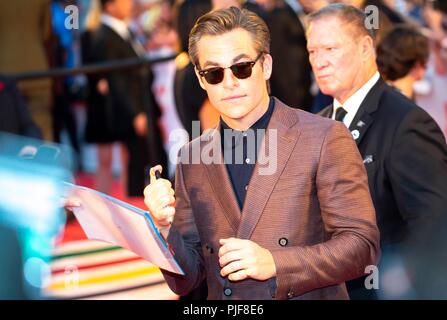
[64,183,184,275]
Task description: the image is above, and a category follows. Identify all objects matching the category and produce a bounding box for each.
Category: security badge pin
[351,129,360,140]
[363,155,374,164]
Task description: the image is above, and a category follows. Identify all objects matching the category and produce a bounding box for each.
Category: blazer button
[287,290,294,299]
[205,244,214,254]
[224,287,232,297]
[278,237,288,247]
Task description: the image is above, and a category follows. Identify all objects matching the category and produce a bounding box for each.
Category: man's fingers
[62,198,81,209]
[228,269,249,282]
[219,249,243,267]
[158,206,175,225]
[220,260,244,278]
[219,238,245,257]
[155,195,175,212]
[144,182,172,199]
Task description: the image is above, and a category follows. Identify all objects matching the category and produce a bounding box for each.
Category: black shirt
[220,97,275,210]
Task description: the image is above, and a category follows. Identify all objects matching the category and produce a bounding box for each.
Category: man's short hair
[377,24,429,81]
[307,3,376,41]
[100,0,114,10]
[188,6,270,68]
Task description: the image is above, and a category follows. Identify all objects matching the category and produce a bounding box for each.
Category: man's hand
[133,113,148,137]
[218,238,276,282]
[143,165,176,232]
[62,198,81,211]
[97,78,109,95]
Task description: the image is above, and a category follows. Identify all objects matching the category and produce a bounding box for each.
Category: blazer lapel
[203,127,242,233]
[238,98,300,239]
[348,78,386,146]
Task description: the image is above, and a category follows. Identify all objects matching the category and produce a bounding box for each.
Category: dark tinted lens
[204,68,224,84]
[230,62,253,79]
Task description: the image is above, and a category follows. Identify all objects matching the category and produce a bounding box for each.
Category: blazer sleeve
[270,121,380,299]
[388,107,447,233]
[160,152,206,296]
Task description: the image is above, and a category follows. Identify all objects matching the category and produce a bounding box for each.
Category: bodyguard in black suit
[308,4,447,299]
[83,0,167,196]
[320,78,447,243]
[245,0,313,110]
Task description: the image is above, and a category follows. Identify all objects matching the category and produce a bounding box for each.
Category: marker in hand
[146,166,175,230]
[153,169,173,225]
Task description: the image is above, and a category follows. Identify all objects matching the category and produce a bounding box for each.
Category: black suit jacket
[82,24,162,142]
[320,78,447,299]
[82,24,167,194]
[244,1,312,110]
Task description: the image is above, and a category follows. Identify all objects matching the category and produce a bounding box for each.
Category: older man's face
[307,16,367,103]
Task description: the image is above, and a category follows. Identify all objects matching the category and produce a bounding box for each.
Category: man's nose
[221,68,239,89]
[311,52,329,70]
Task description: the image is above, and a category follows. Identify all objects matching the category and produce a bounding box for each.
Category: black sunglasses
[197,52,264,85]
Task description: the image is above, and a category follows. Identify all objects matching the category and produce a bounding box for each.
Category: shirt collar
[333,71,380,127]
[221,97,275,149]
[101,14,130,41]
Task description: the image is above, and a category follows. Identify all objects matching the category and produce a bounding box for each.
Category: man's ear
[360,35,375,61]
[262,53,273,81]
[194,67,207,90]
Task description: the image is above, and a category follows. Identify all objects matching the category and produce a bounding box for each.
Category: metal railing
[4,55,177,81]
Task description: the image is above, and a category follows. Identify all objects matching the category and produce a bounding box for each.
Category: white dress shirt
[332,71,380,128]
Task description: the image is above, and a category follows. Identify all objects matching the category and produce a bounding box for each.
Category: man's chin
[319,87,334,97]
[223,112,246,121]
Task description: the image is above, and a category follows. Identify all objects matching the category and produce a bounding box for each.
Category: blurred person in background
[81,0,167,196]
[298,0,329,13]
[172,0,214,138]
[334,0,407,45]
[423,0,447,74]
[137,0,179,53]
[132,0,187,178]
[51,0,83,170]
[377,24,430,99]
[0,0,54,141]
[81,0,118,193]
[246,0,314,111]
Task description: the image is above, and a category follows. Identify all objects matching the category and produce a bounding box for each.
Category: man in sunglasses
[144,7,379,299]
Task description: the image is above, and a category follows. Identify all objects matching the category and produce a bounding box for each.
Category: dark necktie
[335,106,348,122]
[127,28,145,56]
[127,27,137,41]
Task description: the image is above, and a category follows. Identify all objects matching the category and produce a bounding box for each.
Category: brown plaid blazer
[162,98,380,299]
